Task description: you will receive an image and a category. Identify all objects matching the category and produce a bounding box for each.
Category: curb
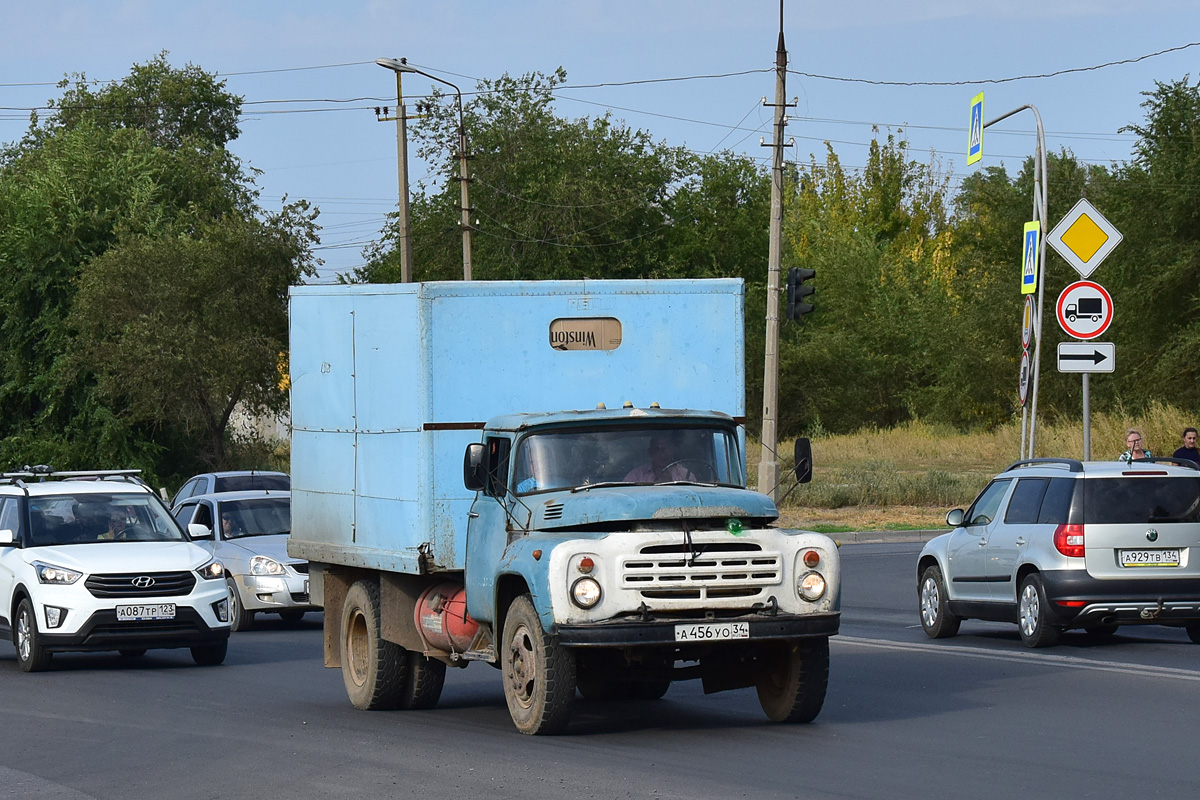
[833,529,946,546]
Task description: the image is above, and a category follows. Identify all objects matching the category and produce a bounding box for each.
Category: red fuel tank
[414,582,479,653]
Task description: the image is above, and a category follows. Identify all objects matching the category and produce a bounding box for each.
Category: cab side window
[966,479,1011,526]
[486,437,511,498]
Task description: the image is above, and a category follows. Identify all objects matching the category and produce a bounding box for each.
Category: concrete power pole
[757,3,791,501]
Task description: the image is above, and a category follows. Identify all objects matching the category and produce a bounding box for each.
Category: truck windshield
[512,425,743,494]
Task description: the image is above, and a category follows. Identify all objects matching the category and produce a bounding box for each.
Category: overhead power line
[790,40,1200,87]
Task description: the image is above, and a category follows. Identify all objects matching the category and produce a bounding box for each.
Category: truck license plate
[674,621,750,642]
[1119,549,1181,567]
[116,603,176,621]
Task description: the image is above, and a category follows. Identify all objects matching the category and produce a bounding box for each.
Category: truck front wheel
[756,638,829,723]
[341,579,408,710]
[501,595,576,735]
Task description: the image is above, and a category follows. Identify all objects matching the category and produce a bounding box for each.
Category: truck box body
[288,280,745,574]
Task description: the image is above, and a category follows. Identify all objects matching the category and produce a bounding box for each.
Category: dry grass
[752,402,1198,531]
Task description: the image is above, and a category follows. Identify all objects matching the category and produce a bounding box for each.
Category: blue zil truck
[286,280,840,734]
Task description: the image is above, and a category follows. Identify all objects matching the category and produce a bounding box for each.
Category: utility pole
[757,1,794,501]
[377,57,474,281]
[375,61,414,282]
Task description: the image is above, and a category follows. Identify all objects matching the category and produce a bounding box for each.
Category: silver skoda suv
[917,457,1200,647]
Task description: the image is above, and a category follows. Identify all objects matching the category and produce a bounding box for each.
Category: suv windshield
[28,493,186,546]
[512,425,743,494]
[1084,476,1200,523]
[213,474,290,493]
[219,497,290,539]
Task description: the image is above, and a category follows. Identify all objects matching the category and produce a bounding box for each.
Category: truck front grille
[621,542,782,603]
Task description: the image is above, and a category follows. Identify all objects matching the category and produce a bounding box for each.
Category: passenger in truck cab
[625,433,696,483]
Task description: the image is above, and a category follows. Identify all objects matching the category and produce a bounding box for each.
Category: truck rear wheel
[756,638,829,723]
[400,651,447,710]
[501,595,575,735]
[341,579,408,710]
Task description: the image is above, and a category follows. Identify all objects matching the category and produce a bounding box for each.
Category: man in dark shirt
[1172,427,1200,465]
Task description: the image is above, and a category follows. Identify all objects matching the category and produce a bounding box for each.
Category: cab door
[947,479,1012,602]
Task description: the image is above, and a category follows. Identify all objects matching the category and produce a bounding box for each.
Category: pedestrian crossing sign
[1021,221,1039,295]
[967,93,984,165]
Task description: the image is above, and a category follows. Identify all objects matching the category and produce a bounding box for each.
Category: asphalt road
[2,543,1199,800]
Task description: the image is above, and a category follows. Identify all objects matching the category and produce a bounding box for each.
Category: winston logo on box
[549,318,622,351]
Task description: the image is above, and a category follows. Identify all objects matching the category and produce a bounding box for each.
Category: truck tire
[501,594,576,735]
[400,651,447,710]
[341,579,408,710]
[756,638,829,723]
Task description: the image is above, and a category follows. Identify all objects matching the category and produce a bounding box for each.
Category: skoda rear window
[1083,477,1200,523]
[213,474,290,493]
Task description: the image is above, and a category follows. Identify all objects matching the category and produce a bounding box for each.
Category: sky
[3,0,1199,281]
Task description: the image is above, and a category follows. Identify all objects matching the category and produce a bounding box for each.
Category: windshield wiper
[571,481,635,493]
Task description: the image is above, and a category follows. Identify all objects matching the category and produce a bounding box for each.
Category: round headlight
[571,577,602,609]
[798,571,826,601]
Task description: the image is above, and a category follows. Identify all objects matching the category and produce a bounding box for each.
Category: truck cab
[461,407,840,732]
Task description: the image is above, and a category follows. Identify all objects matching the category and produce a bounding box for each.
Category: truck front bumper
[555,611,839,647]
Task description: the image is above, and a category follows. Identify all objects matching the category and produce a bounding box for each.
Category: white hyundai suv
[0,468,232,671]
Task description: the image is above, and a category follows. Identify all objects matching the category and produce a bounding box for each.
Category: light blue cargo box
[288,279,745,574]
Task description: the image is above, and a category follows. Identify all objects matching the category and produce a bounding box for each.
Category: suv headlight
[196,559,225,580]
[249,556,285,576]
[33,561,82,585]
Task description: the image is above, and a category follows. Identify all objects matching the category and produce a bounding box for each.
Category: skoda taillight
[1054,523,1085,558]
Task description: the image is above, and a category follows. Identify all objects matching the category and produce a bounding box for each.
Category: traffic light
[786,267,815,320]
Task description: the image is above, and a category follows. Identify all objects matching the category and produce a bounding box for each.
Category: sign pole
[1084,374,1094,460]
[983,104,1047,459]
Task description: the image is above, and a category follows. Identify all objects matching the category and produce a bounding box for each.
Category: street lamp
[376,57,473,281]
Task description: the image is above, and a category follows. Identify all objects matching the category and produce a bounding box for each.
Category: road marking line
[834,634,1200,682]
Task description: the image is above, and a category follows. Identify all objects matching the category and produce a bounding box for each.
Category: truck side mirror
[0,529,15,546]
[793,438,813,484]
[463,443,487,491]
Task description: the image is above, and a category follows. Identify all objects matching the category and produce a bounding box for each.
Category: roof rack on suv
[0,468,146,486]
[1123,456,1200,470]
[1003,457,1084,473]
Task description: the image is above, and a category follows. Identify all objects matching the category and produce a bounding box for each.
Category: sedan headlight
[250,556,285,576]
[196,559,225,580]
[798,571,827,601]
[33,561,82,585]
[571,577,602,609]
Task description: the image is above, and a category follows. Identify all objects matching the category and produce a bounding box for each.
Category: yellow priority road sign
[1046,198,1123,278]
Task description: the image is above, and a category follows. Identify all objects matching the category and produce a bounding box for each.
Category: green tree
[0,55,300,481]
[68,206,317,468]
